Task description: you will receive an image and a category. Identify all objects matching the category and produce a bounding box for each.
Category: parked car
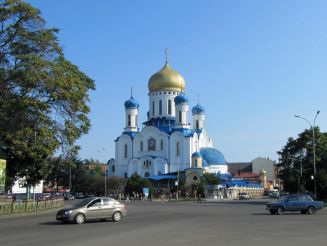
[63,193,75,200]
[56,197,127,224]
[269,191,279,199]
[239,192,250,200]
[266,194,324,215]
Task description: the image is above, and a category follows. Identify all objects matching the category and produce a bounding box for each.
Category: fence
[0,198,64,215]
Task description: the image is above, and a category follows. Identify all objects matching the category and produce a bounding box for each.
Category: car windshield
[72,198,95,208]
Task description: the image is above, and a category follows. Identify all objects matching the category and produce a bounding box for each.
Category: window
[124,173,127,178]
[112,165,115,172]
[168,99,172,115]
[160,140,164,150]
[89,198,102,207]
[124,144,128,158]
[159,100,162,115]
[135,115,138,126]
[143,160,151,168]
[103,198,115,205]
[196,120,199,129]
[148,138,156,151]
[144,172,150,177]
[195,159,198,167]
[193,176,198,181]
[140,141,143,151]
[179,111,182,123]
[176,142,180,156]
[128,114,131,126]
[152,101,155,116]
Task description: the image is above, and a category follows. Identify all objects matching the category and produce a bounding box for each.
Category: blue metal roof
[174,92,189,105]
[192,151,202,157]
[124,96,139,109]
[200,147,227,165]
[148,175,177,181]
[192,103,205,115]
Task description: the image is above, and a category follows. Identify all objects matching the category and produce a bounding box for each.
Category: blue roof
[172,128,194,137]
[192,103,205,115]
[192,152,202,157]
[174,92,189,105]
[124,96,139,109]
[148,175,177,181]
[200,147,227,165]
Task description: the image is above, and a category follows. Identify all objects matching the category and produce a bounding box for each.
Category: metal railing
[0,198,64,215]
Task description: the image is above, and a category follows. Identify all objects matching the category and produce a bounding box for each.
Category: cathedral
[109,52,228,179]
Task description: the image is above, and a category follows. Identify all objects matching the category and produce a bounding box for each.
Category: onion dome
[200,147,227,165]
[124,96,139,109]
[148,63,185,92]
[192,103,205,115]
[174,92,189,105]
[192,152,202,158]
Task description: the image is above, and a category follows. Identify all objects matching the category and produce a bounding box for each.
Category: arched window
[179,111,182,123]
[135,115,138,126]
[196,120,199,129]
[112,165,115,172]
[159,100,162,115]
[194,159,198,167]
[124,144,128,158]
[152,101,155,116]
[148,138,156,151]
[168,99,172,115]
[128,114,131,126]
[140,141,143,151]
[160,140,164,150]
[176,142,180,156]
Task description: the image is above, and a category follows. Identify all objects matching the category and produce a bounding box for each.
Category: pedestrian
[197,194,202,203]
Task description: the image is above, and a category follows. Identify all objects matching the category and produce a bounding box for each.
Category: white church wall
[149,91,179,119]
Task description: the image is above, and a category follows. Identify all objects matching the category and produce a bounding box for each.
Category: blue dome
[174,92,189,105]
[192,103,205,115]
[202,159,209,167]
[192,151,202,158]
[200,147,227,165]
[124,96,139,109]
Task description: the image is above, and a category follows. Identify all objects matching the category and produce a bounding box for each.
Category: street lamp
[97,148,107,197]
[294,110,320,198]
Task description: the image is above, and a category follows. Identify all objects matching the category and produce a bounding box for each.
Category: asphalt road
[0,199,326,246]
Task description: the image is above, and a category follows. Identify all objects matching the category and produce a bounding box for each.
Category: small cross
[130,85,133,97]
[165,48,168,64]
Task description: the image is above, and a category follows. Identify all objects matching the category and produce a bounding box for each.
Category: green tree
[277,128,327,199]
[202,173,220,186]
[124,173,152,196]
[0,0,95,188]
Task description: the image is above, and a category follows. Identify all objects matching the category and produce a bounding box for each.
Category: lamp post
[97,148,107,197]
[294,110,320,198]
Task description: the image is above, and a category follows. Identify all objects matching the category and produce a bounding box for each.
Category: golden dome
[148,62,185,92]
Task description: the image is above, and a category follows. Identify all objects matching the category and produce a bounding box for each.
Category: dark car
[56,197,127,224]
[266,194,324,215]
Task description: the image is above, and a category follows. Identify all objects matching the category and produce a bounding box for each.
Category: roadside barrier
[0,198,64,215]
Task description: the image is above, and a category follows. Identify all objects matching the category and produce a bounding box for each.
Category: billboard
[0,159,6,193]
[11,178,44,194]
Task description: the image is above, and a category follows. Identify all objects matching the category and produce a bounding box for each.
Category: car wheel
[269,209,276,215]
[276,206,284,215]
[307,206,317,214]
[112,212,122,222]
[75,213,85,224]
[300,210,307,214]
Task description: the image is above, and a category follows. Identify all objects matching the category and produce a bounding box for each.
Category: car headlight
[64,210,73,215]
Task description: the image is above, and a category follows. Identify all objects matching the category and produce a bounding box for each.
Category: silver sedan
[56,197,127,224]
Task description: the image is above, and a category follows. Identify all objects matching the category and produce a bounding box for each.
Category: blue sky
[27,0,327,163]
